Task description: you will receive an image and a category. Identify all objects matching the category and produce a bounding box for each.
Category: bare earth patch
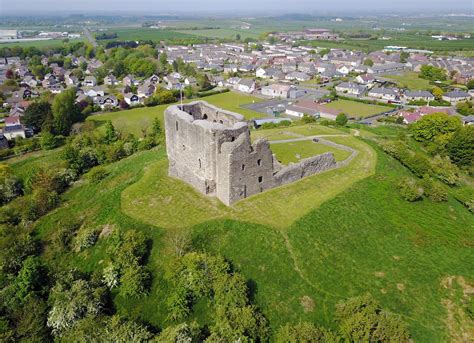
[99,223,115,239]
[441,276,474,342]
[374,271,386,278]
[397,283,406,292]
[300,296,315,313]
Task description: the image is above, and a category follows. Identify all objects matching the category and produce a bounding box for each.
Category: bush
[421,177,448,202]
[336,113,348,126]
[86,166,109,183]
[398,177,424,202]
[73,226,99,252]
[429,155,459,185]
[22,188,60,221]
[119,264,149,298]
[302,114,317,124]
[276,322,338,343]
[40,132,59,150]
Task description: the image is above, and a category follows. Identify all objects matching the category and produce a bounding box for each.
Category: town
[0,6,473,343]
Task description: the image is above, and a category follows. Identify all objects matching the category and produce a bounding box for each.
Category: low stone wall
[274,152,336,186]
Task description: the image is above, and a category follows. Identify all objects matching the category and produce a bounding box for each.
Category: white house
[335,82,366,96]
[367,87,398,100]
[83,76,97,87]
[235,79,256,93]
[285,71,311,82]
[124,93,142,106]
[404,90,435,102]
[104,75,119,86]
[442,90,471,104]
[261,84,293,98]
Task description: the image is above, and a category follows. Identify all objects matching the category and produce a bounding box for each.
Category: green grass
[383,72,433,90]
[0,38,83,48]
[87,92,266,136]
[121,135,374,229]
[270,140,352,164]
[251,124,345,141]
[95,28,200,43]
[325,100,392,118]
[5,148,64,180]
[177,28,261,40]
[28,135,473,341]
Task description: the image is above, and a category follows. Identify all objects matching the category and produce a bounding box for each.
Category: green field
[5,148,65,179]
[95,28,200,43]
[177,28,261,40]
[27,125,473,341]
[270,140,352,164]
[325,99,392,118]
[383,72,433,90]
[87,92,266,136]
[0,38,84,49]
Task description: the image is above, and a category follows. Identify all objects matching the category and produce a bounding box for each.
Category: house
[462,115,474,125]
[124,93,142,106]
[104,75,119,86]
[285,71,311,82]
[298,62,316,75]
[367,63,406,74]
[399,111,422,124]
[123,74,140,87]
[355,74,375,85]
[83,76,97,87]
[94,95,118,110]
[147,74,160,84]
[281,62,297,73]
[224,64,238,73]
[336,65,351,75]
[404,90,434,102]
[4,116,21,127]
[2,124,26,140]
[256,67,283,79]
[367,87,398,100]
[166,78,182,91]
[235,79,256,93]
[253,118,292,129]
[184,77,197,87]
[21,75,38,88]
[335,82,366,96]
[289,87,308,99]
[50,84,64,94]
[64,73,79,87]
[84,86,105,98]
[442,90,471,104]
[261,84,293,98]
[285,100,339,120]
[137,83,156,97]
[239,64,256,72]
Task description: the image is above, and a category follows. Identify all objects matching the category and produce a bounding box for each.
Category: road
[83,27,98,48]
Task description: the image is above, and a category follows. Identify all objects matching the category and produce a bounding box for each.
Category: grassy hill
[20,119,471,341]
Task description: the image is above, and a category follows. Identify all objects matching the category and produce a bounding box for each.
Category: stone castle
[165,101,337,205]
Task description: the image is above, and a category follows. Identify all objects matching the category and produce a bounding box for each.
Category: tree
[12,256,46,305]
[420,65,447,81]
[432,86,444,100]
[447,126,474,167]
[336,113,348,126]
[363,58,374,66]
[23,100,52,129]
[103,121,119,144]
[47,278,105,335]
[335,294,410,342]
[235,34,241,41]
[467,79,474,90]
[197,73,211,91]
[276,322,338,343]
[400,51,409,63]
[319,48,330,57]
[410,113,462,143]
[159,52,168,67]
[51,88,82,136]
[156,322,200,342]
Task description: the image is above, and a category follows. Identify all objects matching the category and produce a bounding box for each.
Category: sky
[1,0,473,15]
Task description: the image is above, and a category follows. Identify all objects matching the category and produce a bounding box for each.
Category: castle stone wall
[165,101,338,205]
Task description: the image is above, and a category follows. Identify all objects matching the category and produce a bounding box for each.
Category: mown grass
[121,135,374,229]
[87,92,265,136]
[251,124,345,141]
[325,99,392,118]
[270,140,351,164]
[383,72,433,90]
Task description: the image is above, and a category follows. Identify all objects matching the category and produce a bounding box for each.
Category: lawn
[325,99,392,118]
[121,135,374,229]
[87,92,266,136]
[383,72,433,90]
[270,140,352,164]
[5,147,65,180]
[251,124,345,141]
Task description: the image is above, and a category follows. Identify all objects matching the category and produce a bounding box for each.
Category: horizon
[1,0,473,16]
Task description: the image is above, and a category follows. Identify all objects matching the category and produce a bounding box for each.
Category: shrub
[276,322,338,343]
[119,264,149,298]
[73,226,99,252]
[86,166,109,184]
[40,132,59,150]
[398,177,423,202]
[336,113,348,126]
[22,188,60,221]
[429,155,459,185]
[103,264,120,289]
[421,177,448,202]
[302,114,317,124]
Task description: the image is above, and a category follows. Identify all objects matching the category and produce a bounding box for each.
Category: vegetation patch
[324,99,393,118]
[270,140,352,165]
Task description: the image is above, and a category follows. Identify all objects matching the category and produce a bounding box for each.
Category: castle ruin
[165,101,337,205]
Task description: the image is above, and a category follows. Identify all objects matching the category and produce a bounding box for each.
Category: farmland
[0,38,84,48]
[324,99,393,118]
[94,27,202,44]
